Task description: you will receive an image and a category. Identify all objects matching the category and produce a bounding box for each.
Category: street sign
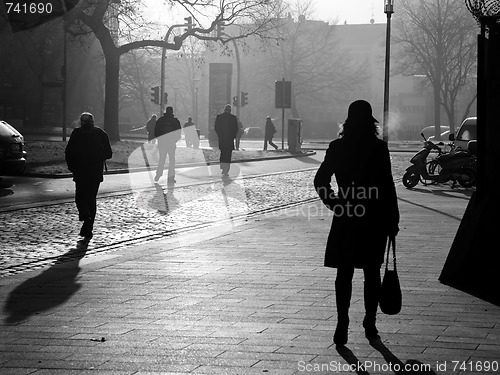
[275,80,291,109]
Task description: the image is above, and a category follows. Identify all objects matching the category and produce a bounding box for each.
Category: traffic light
[232,95,239,107]
[151,86,160,105]
[240,91,248,107]
[216,22,225,37]
[164,92,168,104]
[184,16,193,32]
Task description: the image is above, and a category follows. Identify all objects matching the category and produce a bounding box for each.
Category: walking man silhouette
[214,104,239,177]
[154,106,181,183]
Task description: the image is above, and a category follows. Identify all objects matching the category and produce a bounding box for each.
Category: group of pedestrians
[64,100,400,349]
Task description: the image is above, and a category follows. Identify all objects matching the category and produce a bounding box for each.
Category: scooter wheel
[403,171,419,188]
[458,168,475,188]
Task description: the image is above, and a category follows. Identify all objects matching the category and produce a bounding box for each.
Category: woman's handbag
[379,236,402,315]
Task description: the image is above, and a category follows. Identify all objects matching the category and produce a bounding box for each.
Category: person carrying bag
[380,236,402,315]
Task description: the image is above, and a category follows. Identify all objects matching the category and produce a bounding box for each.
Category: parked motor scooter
[402,133,476,189]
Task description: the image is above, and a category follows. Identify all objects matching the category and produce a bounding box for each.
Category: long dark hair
[339,119,380,139]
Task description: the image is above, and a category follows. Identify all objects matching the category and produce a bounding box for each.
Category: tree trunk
[104,51,121,141]
[433,87,441,140]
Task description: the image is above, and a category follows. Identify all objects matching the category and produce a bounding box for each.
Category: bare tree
[260,1,368,119]
[120,49,159,120]
[64,0,282,140]
[394,0,478,136]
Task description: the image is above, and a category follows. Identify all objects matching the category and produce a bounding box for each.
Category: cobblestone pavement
[0,152,454,278]
[0,169,321,277]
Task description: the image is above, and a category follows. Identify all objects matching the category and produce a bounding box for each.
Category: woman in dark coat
[314,100,399,345]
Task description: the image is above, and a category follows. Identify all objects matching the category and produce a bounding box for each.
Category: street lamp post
[193,78,201,125]
[383,0,394,143]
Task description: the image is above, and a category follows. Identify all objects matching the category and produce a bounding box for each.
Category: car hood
[0,121,23,141]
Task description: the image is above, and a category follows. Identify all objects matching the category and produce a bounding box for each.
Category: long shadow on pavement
[410,186,473,200]
[397,196,464,221]
[336,345,370,375]
[3,240,89,324]
[336,339,437,375]
[369,339,437,375]
[291,155,321,165]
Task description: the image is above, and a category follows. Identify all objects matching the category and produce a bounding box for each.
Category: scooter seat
[438,151,469,162]
[437,151,473,169]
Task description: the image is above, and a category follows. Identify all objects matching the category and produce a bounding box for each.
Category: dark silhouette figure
[65,112,112,240]
[183,117,199,149]
[214,104,239,177]
[314,100,399,345]
[264,116,278,150]
[154,106,181,183]
[235,120,244,150]
[146,114,157,144]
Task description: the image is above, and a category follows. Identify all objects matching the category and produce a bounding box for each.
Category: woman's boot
[334,277,352,345]
[363,269,381,341]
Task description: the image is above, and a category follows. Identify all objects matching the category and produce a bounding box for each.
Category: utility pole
[383,0,394,143]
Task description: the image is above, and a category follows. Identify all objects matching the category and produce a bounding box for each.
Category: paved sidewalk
[1,185,499,374]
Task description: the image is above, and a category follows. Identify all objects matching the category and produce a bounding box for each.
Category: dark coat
[314,135,399,269]
[265,119,276,139]
[146,118,156,141]
[155,114,181,147]
[215,112,238,150]
[65,126,112,182]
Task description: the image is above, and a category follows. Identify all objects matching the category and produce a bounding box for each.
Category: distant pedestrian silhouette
[235,120,244,150]
[264,116,278,150]
[65,112,112,240]
[154,107,181,184]
[146,114,157,144]
[314,100,399,346]
[214,104,239,177]
[183,117,199,149]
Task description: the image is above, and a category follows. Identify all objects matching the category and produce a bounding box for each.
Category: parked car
[243,127,264,138]
[449,117,477,151]
[421,125,450,140]
[0,120,26,175]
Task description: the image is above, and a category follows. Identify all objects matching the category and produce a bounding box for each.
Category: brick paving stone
[1,178,499,374]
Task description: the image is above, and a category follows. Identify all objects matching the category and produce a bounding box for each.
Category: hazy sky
[143,0,389,31]
[300,0,388,24]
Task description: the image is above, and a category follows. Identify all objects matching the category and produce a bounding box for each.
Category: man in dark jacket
[214,104,238,176]
[65,112,112,240]
[264,116,278,150]
[155,106,181,183]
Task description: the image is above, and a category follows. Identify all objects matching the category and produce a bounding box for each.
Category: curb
[21,150,317,179]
